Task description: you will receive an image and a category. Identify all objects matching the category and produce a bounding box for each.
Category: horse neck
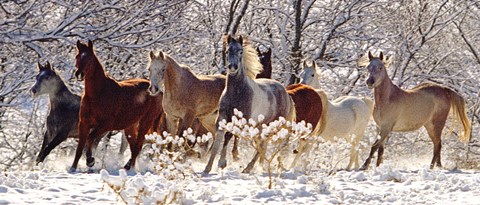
[83,58,109,95]
[49,81,79,107]
[226,65,251,89]
[373,74,403,107]
[164,58,197,92]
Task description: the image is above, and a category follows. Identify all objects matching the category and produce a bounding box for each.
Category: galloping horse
[256,46,272,79]
[147,51,227,151]
[203,35,296,175]
[299,60,374,170]
[31,62,128,164]
[358,51,471,169]
[70,40,164,171]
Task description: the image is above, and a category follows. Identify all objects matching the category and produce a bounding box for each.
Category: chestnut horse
[70,40,164,172]
[358,51,471,169]
[286,83,327,168]
[203,35,296,175]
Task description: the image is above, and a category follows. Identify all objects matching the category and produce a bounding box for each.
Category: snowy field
[1,141,479,205]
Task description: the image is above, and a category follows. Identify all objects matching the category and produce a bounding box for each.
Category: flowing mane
[241,40,263,79]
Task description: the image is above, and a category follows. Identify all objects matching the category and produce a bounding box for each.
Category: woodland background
[0,0,479,171]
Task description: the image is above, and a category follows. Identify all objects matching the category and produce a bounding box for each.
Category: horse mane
[357,51,393,68]
[152,51,195,74]
[241,39,264,79]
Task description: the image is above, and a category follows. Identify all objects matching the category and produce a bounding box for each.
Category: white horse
[297,61,374,170]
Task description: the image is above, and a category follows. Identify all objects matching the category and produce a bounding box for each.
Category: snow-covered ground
[1,156,479,204]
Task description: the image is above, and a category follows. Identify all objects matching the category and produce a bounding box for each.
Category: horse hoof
[124,163,131,170]
[218,159,227,169]
[359,165,368,171]
[241,168,251,174]
[86,157,95,167]
[68,167,77,173]
[201,171,210,177]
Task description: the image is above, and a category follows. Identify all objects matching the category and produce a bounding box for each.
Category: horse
[298,60,374,170]
[358,51,471,169]
[285,83,327,169]
[256,46,272,79]
[30,62,128,164]
[70,40,164,172]
[203,35,296,175]
[147,51,232,153]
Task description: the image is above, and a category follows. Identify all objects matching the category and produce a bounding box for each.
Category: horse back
[286,84,322,130]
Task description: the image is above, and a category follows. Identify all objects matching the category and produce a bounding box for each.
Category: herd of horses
[31,35,472,175]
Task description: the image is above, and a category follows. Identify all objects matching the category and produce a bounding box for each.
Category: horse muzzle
[148,84,160,96]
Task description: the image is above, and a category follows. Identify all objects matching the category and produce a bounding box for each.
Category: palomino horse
[147,51,229,152]
[286,83,327,168]
[70,40,164,171]
[203,35,296,175]
[256,46,272,79]
[358,51,471,169]
[298,60,374,170]
[31,62,128,164]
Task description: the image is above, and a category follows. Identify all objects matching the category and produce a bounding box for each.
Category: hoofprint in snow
[0,163,479,204]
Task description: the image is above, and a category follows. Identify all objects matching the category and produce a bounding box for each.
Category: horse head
[31,61,60,97]
[363,51,392,89]
[225,35,244,75]
[75,40,94,81]
[147,51,167,96]
[299,60,321,88]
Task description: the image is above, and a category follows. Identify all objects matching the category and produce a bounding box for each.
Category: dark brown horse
[70,40,164,172]
[256,46,272,79]
[358,51,471,169]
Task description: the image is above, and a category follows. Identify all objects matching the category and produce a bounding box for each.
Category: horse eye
[311,74,314,77]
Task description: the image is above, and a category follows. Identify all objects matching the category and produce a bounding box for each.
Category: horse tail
[312,89,329,136]
[445,88,471,142]
[286,96,297,123]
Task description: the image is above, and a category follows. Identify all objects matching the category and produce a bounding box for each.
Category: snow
[1,159,479,204]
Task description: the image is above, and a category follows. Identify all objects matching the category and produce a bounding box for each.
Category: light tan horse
[297,60,374,170]
[147,51,227,150]
[358,51,471,169]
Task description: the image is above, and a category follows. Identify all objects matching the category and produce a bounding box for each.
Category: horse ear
[37,62,43,71]
[87,40,94,50]
[227,34,233,44]
[256,46,261,54]
[238,35,243,45]
[76,40,82,49]
[149,51,155,59]
[312,60,317,68]
[46,61,51,70]
[368,51,373,61]
[159,51,164,59]
[379,51,384,61]
[267,47,272,55]
[302,60,307,68]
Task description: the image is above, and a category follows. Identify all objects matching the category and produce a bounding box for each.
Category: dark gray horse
[203,35,296,175]
[31,62,127,164]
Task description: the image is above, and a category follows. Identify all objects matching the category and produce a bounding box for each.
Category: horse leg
[218,132,234,169]
[425,119,446,169]
[360,128,391,170]
[85,125,110,168]
[165,115,179,151]
[119,130,128,156]
[124,120,152,170]
[232,136,240,161]
[290,139,311,169]
[242,140,266,173]
[70,121,90,172]
[178,113,196,149]
[37,129,70,164]
[122,125,138,170]
[203,129,225,175]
